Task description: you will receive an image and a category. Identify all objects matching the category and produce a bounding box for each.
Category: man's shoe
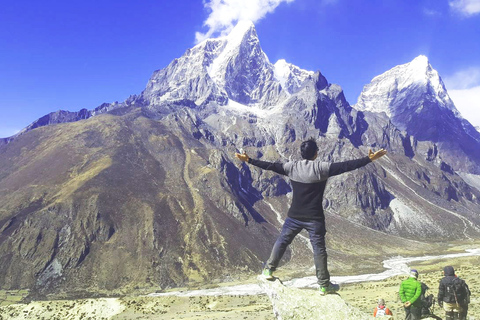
[262,268,274,280]
[319,283,340,295]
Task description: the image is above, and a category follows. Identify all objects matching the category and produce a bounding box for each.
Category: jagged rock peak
[274,59,315,94]
[204,20,287,106]
[141,20,290,108]
[206,20,263,86]
[354,55,459,119]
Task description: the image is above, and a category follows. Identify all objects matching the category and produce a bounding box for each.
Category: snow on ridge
[220,99,289,139]
[207,21,256,85]
[274,59,314,93]
[228,20,255,43]
[389,198,432,232]
[224,99,283,117]
[458,172,480,192]
[194,20,254,49]
[274,59,290,90]
[370,55,430,86]
[356,55,431,115]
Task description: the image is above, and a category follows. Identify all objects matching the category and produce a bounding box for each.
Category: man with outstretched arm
[235,139,387,295]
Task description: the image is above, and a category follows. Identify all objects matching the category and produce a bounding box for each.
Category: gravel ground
[0,255,478,319]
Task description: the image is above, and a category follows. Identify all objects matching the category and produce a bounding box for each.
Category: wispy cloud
[423,8,441,16]
[449,87,480,128]
[319,0,338,5]
[444,67,480,128]
[449,0,480,16]
[444,67,480,90]
[195,0,295,43]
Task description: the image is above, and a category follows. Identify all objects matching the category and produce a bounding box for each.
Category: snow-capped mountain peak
[407,54,429,77]
[353,54,480,155]
[207,20,260,87]
[199,20,289,106]
[140,21,263,107]
[355,55,458,120]
[141,20,325,109]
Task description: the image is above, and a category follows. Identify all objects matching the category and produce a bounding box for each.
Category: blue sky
[1,0,480,138]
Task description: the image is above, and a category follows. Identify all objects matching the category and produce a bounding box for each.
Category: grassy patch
[0,290,29,306]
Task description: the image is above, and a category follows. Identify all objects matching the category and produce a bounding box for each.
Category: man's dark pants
[265,217,330,287]
[405,305,422,320]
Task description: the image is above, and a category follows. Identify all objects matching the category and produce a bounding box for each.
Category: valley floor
[0,252,479,319]
[341,255,480,319]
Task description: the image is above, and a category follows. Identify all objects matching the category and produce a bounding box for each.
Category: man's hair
[300,139,318,160]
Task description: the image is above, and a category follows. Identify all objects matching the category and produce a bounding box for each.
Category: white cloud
[423,8,441,16]
[444,67,480,129]
[444,67,480,90]
[449,0,480,16]
[448,87,480,129]
[195,0,295,43]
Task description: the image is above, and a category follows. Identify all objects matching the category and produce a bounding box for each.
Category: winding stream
[148,248,480,297]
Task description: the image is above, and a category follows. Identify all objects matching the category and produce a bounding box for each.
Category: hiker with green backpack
[438,266,471,320]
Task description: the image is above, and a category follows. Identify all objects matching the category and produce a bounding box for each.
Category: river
[148,248,480,297]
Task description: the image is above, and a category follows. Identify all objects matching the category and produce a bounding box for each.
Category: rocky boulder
[258,276,372,320]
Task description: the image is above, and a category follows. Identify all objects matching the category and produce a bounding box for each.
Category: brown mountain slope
[0,110,278,294]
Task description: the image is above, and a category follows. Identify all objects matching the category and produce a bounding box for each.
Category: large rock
[258,276,372,320]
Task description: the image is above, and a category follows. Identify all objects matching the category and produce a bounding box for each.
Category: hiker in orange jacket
[373,298,394,317]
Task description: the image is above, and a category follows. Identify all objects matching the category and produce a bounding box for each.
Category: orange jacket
[373,306,393,317]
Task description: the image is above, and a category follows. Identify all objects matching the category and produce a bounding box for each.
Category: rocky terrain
[0,252,478,319]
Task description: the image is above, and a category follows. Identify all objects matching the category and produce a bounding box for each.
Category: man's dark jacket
[248,156,371,221]
[438,266,471,305]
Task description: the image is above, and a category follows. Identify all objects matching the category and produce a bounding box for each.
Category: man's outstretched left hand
[235,151,250,162]
[369,149,387,161]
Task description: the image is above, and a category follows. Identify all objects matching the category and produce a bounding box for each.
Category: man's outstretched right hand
[368,149,387,161]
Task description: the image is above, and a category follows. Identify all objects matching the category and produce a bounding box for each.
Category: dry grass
[341,255,480,319]
[1,254,478,319]
[0,290,29,307]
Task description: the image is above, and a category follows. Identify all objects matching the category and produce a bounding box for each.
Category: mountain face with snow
[355,55,480,173]
[1,22,480,296]
[142,21,286,110]
[355,56,456,122]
